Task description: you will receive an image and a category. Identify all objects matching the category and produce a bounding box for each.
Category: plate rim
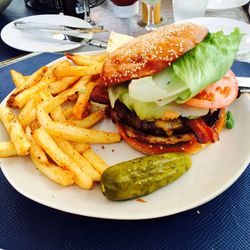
[0,14,92,53]
[207,0,249,10]
[1,51,250,220]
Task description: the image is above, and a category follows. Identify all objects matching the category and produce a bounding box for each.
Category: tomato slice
[185,70,238,109]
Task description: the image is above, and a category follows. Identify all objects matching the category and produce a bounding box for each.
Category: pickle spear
[100,152,192,201]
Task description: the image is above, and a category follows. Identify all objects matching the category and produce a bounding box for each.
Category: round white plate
[180,17,250,55]
[1,52,250,220]
[207,0,249,10]
[0,14,93,53]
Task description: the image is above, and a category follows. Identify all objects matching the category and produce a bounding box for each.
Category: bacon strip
[90,85,110,104]
[185,118,219,144]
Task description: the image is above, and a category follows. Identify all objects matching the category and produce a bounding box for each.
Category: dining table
[0,0,250,249]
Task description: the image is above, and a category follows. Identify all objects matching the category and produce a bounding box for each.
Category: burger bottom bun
[116,109,226,155]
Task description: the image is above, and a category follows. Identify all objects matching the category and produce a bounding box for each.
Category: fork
[81,0,102,28]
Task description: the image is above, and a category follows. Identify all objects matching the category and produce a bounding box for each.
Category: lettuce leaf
[173,28,243,103]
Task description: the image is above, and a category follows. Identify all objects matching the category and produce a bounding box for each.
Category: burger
[93,23,242,155]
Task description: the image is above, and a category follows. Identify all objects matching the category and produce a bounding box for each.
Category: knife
[14,21,107,34]
[22,29,108,48]
[237,77,250,93]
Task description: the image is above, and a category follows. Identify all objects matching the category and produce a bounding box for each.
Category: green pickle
[100,153,192,201]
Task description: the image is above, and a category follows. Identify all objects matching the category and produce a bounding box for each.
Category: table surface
[0,1,250,249]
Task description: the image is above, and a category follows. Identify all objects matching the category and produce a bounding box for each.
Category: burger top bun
[101,23,208,87]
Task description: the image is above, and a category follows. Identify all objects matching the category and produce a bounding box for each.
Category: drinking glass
[110,0,139,18]
[173,0,209,22]
[142,0,161,31]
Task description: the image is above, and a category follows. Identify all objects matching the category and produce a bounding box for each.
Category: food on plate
[0,107,30,155]
[98,23,242,154]
[101,152,192,201]
[0,52,119,189]
[0,23,242,201]
[0,141,17,158]
[225,110,235,129]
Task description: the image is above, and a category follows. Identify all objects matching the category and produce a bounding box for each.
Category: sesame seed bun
[101,23,208,87]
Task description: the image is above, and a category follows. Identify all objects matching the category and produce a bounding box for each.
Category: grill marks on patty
[125,125,195,145]
[112,101,189,137]
[112,101,222,145]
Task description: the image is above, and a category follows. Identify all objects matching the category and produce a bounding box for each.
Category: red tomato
[185,70,238,109]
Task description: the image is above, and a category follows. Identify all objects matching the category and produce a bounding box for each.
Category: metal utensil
[82,0,97,27]
[22,29,108,48]
[14,21,106,34]
[237,77,250,94]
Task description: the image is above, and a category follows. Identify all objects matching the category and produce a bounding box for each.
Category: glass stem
[145,5,155,31]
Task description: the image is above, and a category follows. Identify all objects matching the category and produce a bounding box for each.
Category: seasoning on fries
[0,52,120,189]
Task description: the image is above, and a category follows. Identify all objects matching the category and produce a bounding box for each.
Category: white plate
[0,14,93,53]
[207,0,249,10]
[180,17,250,55]
[1,52,250,220]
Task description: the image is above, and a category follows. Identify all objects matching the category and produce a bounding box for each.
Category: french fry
[24,66,48,88]
[49,76,80,94]
[25,125,32,141]
[51,107,66,123]
[41,95,68,113]
[30,137,74,186]
[82,147,109,174]
[31,134,74,186]
[70,142,90,153]
[0,142,17,158]
[30,120,40,131]
[0,107,30,155]
[30,136,48,164]
[62,106,74,119]
[43,121,121,144]
[33,128,93,189]
[15,66,47,94]
[10,70,26,88]
[7,66,47,107]
[51,60,71,69]
[53,137,101,181]
[72,81,95,119]
[68,108,106,128]
[37,97,116,145]
[54,63,103,78]
[9,117,31,155]
[72,94,88,120]
[14,68,57,108]
[18,94,41,127]
[36,105,52,126]
[18,98,37,127]
[58,76,91,98]
[39,88,52,101]
[12,60,66,109]
[38,94,66,123]
[30,153,75,186]
[11,60,61,99]
[71,142,109,174]
[0,106,15,131]
[65,52,107,66]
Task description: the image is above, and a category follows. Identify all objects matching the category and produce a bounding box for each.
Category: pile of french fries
[0,52,121,189]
